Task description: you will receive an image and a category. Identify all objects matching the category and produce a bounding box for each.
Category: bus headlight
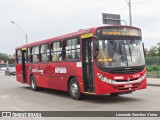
[97,73,146,85]
[97,73,115,84]
[139,73,146,81]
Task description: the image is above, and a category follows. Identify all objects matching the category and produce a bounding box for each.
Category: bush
[146,64,159,71]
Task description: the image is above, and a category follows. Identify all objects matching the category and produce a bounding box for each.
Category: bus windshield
[96,39,145,68]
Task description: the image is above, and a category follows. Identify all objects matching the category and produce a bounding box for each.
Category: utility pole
[11,21,28,44]
[126,0,132,26]
[129,0,132,26]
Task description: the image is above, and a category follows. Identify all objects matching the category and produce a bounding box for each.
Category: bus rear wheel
[69,78,82,100]
[30,75,39,91]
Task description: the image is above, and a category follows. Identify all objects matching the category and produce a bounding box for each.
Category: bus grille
[115,78,138,82]
[110,67,144,74]
[98,66,145,75]
[114,83,141,91]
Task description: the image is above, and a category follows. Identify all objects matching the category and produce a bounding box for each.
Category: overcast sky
[0,0,160,54]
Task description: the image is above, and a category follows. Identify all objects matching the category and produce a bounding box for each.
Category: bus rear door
[16,48,27,83]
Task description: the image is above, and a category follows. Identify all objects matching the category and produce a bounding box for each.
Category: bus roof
[15,25,141,49]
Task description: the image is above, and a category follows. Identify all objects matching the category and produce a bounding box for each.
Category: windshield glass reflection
[96,40,145,68]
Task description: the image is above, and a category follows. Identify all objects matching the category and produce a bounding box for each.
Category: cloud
[0,0,160,54]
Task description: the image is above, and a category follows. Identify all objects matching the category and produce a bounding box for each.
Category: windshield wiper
[128,39,135,61]
[108,39,122,54]
[128,44,133,61]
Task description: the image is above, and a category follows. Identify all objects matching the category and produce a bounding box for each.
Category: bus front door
[82,38,94,92]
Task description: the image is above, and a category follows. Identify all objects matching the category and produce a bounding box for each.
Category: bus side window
[31,46,40,63]
[64,38,80,61]
[27,48,31,63]
[16,49,22,64]
[51,41,62,62]
[40,44,50,62]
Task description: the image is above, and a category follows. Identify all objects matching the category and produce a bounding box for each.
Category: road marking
[1,95,18,100]
[11,106,24,111]
[1,95,11,100]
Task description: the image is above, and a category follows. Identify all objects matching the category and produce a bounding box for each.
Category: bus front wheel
[69,78,82,100]
[30,75,39,91]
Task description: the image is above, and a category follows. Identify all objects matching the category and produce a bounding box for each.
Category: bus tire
[30,75,39,91]
[69,78,82,100]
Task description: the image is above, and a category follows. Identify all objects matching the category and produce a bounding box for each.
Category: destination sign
[97,27,141,36]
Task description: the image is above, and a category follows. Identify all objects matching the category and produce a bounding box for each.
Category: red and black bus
[15,25,146,99]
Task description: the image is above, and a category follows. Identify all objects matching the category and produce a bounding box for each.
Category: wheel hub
[71,83,78,96]
[31,79,35,89]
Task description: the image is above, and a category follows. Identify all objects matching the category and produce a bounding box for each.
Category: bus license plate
[124,84,132,88]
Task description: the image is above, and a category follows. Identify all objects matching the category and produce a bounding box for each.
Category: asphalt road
[0,71,160,120]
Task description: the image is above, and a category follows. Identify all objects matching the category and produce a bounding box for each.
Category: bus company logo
[55,67,67,74]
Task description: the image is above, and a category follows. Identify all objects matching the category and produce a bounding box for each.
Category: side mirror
[94,40,99,51]
[93,36,99,58]
[93,36,99,51]
[142,42,145,57]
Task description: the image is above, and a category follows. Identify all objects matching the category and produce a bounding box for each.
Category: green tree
[144,48,148,56]
[149,46,157,56]
[8,59,15,64]
[0,53,9,62]
[157,47,160,56]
